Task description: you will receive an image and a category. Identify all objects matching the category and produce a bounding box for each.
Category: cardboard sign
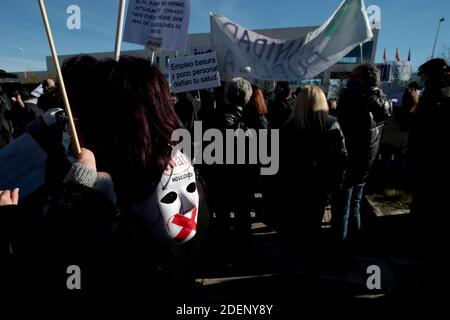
[0,133,47,198]
[123,0,191,52]
[169,52,221,93]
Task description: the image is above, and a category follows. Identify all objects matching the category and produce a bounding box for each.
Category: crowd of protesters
[0,56,449,299]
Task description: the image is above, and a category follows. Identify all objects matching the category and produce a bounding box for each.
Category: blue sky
[0,0,449,73]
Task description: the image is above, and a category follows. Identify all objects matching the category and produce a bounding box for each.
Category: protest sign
[377,63,393,82]
[31,84,44,98]
[123,0,191,52]
[169,52,221,93]
[393,61,412,82]
[0,133,47,198]
[377,61,411,82]
[211,0,373,81]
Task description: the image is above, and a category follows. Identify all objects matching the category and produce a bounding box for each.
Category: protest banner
[123,0,191,52]
[31,84,44,98]
[169,52,221,93]
[211,0,373,81]
[0,134,47,198]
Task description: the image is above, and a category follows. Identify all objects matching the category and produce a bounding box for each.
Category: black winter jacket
[337,87,392,184]
[279,116,348,191]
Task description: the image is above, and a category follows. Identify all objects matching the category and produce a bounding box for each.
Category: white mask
[134,150,199,244]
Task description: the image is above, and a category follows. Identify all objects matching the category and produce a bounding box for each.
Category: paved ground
[186,199,449,318]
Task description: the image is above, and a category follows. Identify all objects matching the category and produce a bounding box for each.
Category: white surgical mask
[134,150,199,244]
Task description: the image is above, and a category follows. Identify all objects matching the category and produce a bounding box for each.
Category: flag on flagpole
[383,48,387,63]
[407,49,411,62]
[395,48,401,62]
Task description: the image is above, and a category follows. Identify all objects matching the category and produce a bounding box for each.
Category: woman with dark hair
[67,56,183,205]
[1,55,207,301]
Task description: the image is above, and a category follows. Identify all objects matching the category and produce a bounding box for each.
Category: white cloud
[0,56,46,73]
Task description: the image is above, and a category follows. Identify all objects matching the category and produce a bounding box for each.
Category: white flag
[211,0,373,81]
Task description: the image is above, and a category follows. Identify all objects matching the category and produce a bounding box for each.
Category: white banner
[123,0,191,51]
[393,61,412,82]
[377,62,411,82]
[211,0,373,81]
[169,52,221,93]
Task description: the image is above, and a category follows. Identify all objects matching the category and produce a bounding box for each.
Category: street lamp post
[431,18,445,58]
[18,47,27,79]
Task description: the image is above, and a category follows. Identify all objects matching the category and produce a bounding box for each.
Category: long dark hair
[63,55,182,204]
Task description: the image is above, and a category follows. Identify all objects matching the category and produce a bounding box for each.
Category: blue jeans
[336,183,366,240]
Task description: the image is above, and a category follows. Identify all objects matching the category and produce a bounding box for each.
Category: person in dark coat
[335,62,392,241]
[212,78,254,250]
[174,91,201,134]
[5,90,37,138]
[268,81,296,129]
[278,85,347,275]
[37,78,59,112]
[409,58,450,286]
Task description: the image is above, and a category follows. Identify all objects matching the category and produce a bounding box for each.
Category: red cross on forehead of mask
[172,208,198,241]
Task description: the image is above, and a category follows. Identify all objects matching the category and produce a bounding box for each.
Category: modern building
[37,25,379,92]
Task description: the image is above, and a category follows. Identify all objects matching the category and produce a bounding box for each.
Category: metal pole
[114,0,127,61]
[432,18,445,58]
[359,43,364,62]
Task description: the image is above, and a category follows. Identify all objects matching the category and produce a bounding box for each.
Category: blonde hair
[290,86,329,131]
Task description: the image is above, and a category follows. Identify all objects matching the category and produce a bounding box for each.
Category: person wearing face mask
[408,58,450,286]
[334,62,392,242]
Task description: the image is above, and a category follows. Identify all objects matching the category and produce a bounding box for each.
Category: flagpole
[114,0,127,62]
[38,0,81,156]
